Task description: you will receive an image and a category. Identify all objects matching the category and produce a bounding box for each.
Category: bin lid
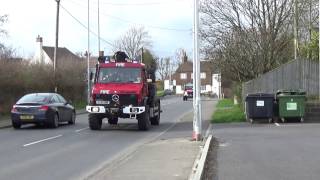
[246,93,274,100]
[276,89,306,95]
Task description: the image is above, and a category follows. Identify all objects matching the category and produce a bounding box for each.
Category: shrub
[0,59,87,115]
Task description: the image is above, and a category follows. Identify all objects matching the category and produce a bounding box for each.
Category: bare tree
[156,56,179,81]
[156,57,171,80]
[201,0,295,82]
[0,15,16,60]
[0,45,17,60]
[0,14,7,37]
[113,26,152,59]
[295,0,319,43]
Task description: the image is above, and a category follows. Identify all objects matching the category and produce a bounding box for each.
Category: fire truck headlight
[92,107,100,113]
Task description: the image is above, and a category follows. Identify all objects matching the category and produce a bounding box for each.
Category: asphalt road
[211,122,320,180]
[0,96,197,180]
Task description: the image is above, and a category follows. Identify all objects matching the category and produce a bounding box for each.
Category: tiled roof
[42,46,81,62]
[175,60,219,73]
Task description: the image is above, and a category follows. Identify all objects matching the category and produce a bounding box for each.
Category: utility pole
[293,0,298,59]
[141,47,144,63]
[308,0,312,59]
[54,0,60,93]
[169,58,172,90]
[192,0,201,141]
[87,0,91,103]
[98,0,101,52]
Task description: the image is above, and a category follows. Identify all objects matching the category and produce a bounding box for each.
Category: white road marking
[275,123,280,127]
[219,142,230,147]
[75,127,89,132]
[23,135,63,147]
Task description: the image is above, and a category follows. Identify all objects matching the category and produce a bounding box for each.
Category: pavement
[89,98,217,180]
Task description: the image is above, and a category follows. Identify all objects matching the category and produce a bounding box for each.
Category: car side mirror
[67,100,72,105]
[89,72,93,81]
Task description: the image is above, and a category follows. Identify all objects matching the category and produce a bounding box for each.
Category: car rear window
[17,94,51,104]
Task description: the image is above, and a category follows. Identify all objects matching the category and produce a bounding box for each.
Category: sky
[0,0,194,60]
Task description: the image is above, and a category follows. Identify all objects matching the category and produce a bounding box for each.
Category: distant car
[183,83,193,101]
[11,93,76,129]
[164,89,174,96]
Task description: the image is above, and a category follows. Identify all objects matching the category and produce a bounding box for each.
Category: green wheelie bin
[276,90,306,123]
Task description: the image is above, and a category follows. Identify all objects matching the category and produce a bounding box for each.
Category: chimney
[36,35,44,63]
[99,50,104,57]
[181,50,188,63]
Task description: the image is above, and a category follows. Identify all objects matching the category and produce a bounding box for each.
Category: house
[32,35,82,65]
[167,53,222,98]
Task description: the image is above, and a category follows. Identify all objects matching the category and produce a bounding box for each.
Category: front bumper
[86,105,145,115]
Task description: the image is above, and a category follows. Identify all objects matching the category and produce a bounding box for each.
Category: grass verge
[73,101,87,110]
[156,90,164,97]
[212,99,246,123]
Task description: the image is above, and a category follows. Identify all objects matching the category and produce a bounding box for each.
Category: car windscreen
[17,94,51,104]
[98,67,141,83]
[185,86,193,90]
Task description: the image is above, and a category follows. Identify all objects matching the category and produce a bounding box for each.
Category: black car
[11,93,76,129]
[164,89,174,96]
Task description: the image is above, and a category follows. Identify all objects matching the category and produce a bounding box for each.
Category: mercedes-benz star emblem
[112,94,119,102]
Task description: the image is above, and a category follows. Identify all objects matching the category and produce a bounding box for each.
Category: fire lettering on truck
[100,90,110,94]
[116,63,125,67]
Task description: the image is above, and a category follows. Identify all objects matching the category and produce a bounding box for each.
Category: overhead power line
[74,0,188,6]
[100,12,192,32]
[65,0,192,32]
[60,4,115,47]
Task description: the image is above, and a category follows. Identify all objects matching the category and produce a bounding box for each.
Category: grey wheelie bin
[245,93,275,123]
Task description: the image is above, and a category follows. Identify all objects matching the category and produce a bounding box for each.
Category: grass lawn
[212,99,246,123]
[156,90,164,97]
[73,101,87,110]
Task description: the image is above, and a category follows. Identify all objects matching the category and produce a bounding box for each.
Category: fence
[242,59,319,100]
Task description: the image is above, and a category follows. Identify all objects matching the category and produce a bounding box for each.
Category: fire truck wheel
[108,117,118,125]
[89,114,102,130]
[137,105,150,131]
[150,102,160,125]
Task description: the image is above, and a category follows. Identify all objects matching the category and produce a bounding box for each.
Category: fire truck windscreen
[98,67,142,83]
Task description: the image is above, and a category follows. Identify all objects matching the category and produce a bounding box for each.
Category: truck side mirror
[89,72,93,81]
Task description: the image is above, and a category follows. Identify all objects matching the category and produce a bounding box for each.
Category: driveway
[210,122,320,180]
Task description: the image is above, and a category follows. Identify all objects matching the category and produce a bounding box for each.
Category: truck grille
[96,94,138,107]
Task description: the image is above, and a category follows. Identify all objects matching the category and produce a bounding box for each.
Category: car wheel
[150,102,160,125]
[89,114,102,130]
[249,118,254,124]
[300,117,304,123]
[12,120,21,129]
[68,111,76,125]
[137,105,150,131]
[49,113,59,128]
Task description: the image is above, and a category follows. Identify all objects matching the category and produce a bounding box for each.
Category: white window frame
[200,72,206,79]
[180,73,187,79]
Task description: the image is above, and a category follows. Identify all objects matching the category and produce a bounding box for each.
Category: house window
[180,73,187,79]
[200,72,206,79]
[201,85,206,91]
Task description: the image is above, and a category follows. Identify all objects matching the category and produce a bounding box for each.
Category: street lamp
[192,0,202,141]
[87,0,90,103]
